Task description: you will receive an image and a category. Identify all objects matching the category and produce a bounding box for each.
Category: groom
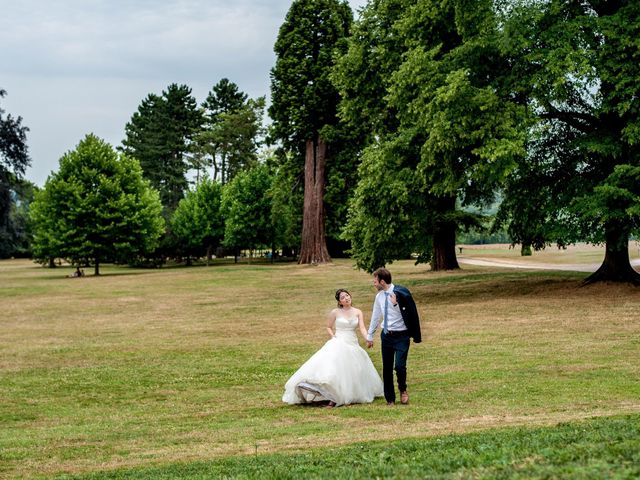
[366,267,421,405]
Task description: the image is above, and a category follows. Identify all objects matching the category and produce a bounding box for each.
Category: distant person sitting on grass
[69,267,85,278]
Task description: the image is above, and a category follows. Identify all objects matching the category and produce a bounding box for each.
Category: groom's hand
[366,340,374,348]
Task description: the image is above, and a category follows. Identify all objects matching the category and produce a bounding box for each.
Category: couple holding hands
[283,268,421,407]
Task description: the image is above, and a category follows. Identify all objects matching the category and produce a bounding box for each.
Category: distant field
[458,241,640,265]
[1,249,639,478]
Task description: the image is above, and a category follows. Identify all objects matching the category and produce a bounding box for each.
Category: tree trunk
[94,259,100,276]
[431,196,460,271]
[221,152,227,185]
[298,138,331,264]
[583,225,640,285]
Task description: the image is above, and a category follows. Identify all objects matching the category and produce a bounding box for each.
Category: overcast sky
[1,0,368,187]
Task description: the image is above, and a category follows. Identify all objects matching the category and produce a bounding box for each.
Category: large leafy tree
[269,0,353,264]
[221,163,275,259]
[498,0,640,284]
[335,0,526,272]
[265,149,303,258]
[0,89,31,257]
[171,176,224,265]
[494,124,577,256]
[333,0,414,270]
[341,137,436,271]
[122,83,203,213]
[30,134,165,275]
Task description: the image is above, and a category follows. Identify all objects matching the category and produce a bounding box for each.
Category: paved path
[457,257,640,273]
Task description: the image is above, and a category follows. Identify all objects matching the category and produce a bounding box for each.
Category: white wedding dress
[282,315,384,406]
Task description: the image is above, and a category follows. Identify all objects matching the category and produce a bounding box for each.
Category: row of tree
[120,80,265,212]
[267,0,640,284]
[2,0,640,284]
[28,135,299,275]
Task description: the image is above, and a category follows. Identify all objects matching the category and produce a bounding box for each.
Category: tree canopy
[13,1,640,285]
[335,0,526,272]
[497,0,640,284]
[30,134,165,275]
[171,176,224,264]
[122,84,203,213]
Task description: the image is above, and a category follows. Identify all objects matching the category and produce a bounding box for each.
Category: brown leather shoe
[400,391,409,404]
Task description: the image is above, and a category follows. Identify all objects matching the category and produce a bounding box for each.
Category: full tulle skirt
[282,336,383,406]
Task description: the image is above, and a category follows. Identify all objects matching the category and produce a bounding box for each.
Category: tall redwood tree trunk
[583,223,640,285]
[431,196,460,271]
[298,138,331,264]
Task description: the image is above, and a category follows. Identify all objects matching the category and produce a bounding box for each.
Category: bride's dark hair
[335,288,352,308]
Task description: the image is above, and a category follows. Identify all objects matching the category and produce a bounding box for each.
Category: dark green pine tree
[269,0,353,264]
[122,83,203,213]
[202,78,247,123]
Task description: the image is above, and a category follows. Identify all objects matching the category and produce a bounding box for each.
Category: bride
[282,289,384,407]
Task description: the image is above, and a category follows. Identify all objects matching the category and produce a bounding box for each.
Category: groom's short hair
[373,268,392,284]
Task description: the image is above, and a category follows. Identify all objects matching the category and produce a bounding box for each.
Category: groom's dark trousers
[381,330,410,403]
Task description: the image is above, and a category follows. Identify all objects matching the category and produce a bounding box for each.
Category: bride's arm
[356,309,368,339]
[327,310,337,338]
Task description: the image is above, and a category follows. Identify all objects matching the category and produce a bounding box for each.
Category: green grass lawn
[61,414,640,479]
[1,251,639,479]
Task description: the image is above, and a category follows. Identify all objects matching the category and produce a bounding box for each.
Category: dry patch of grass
[1,256,639,478]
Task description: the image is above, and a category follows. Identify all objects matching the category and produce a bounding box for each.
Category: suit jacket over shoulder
[394,285,422,343]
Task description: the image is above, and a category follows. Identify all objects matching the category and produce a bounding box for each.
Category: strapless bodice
[335,316,358,345]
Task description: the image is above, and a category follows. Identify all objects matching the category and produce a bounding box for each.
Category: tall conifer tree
[269,0,353,264]
[122,84,202,213]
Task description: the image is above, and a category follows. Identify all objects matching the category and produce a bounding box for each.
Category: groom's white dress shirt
[367,283,407,342]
